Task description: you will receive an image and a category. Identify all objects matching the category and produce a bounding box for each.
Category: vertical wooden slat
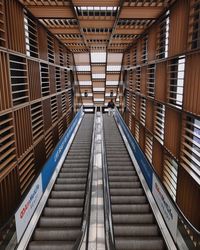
[49,65,56,94]
[177,167,200,230]
[148,23,157,62]
[0,52,11,112]
[38,24,48,61]
[152,139,164,178]
[0,166,20,225]
[14,106,33,158]
[183,52,200,116]
[34,138,46,173]
[28,59,41,101]
[5,0,25,53]
[155,61,167,102]
[168,0,189,56]
[164,107,181,159]
[140,66,146,95]
[42,98,52,131]
[0,0,7,48]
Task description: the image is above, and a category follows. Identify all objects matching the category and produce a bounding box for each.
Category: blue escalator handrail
[114,107,200,238]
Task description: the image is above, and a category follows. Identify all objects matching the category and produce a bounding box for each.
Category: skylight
[79,81,92,86]
[107,65,121,71]
[77,6,117,11]
[94,98,104,102]
[105,93,116,97]
[91,52,106,63]
[76,65,91,71]
[92,73,105,79]
[106,81,119,85]
[93,87,105,91]
[81,93,93,97]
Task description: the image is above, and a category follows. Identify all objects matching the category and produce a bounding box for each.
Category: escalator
[28,114,94,250]
[103,115,166,250]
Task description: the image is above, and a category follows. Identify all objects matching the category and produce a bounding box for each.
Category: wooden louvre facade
[121,0,200,231]
[0,0,80,230]
[0,0,200,247]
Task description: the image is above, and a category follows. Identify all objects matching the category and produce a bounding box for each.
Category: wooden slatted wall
[120,0,200,233]
[0,2,74,231]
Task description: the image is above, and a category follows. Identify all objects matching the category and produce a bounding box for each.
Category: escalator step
[28,241,75,250]
[38,217,82,228]
[114,225,160,236]
[53,184,86,191]
[43,207,82,217]
[58,172,87,178]
[33,228,81,241]
[108,162,133,167]
[109,176,139,182]
[109,182,140,188]
[112,204,150,214]
[60,167,88,173]
[56,178,86,184]
[111,196,146,204]
[115,237,165,250]
[51,190,85,199]
[110,188,143,196]
[62,163,88,168]
[108,170,136,176]
[47,198,84,207]
[112,214,154,224]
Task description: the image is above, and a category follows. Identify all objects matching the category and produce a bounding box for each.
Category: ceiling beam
[111,39,134,43]
[27,6,75,18]
[119,6,164,19]
[72,0,120,6]
[85,34,110,40]
[80,20,114,28]
[114,27,144,35]
[49,27,80,34]
[62,39,84,43]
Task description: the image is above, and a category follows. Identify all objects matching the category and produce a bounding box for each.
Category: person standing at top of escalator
[108,99,115,116]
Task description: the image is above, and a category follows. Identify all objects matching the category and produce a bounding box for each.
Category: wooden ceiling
[19,0,175,106]
[19,0,174,53]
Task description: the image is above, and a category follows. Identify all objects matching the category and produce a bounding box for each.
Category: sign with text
[15,175,43,242]
[152,174,178,240]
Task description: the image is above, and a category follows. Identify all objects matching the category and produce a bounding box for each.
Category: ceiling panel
[19,0,175,106]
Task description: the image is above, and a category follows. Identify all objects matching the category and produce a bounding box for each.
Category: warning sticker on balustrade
[15,174,43,242]
[152,174,178,240]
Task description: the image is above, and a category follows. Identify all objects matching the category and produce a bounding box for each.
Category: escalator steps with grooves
[103,115,166,250]
[28,114,94,250]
